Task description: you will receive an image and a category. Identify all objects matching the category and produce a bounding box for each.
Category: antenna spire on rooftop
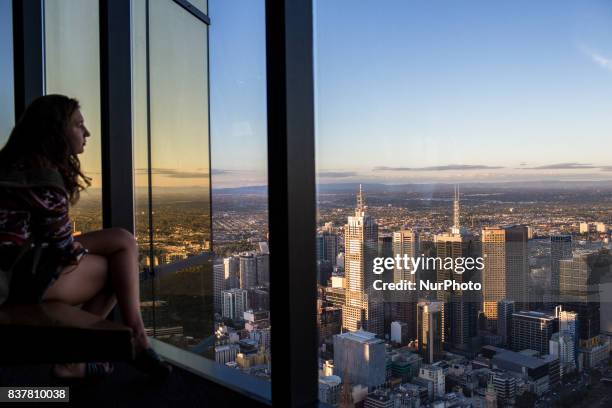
[356,184,365,214]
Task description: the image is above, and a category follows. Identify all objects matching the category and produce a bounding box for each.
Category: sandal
[131,348,172,380]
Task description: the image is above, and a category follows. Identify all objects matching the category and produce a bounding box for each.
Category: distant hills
[212,180,612,194]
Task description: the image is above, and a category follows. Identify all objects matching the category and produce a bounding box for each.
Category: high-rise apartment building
[222,288,249,321]
[343,185,383,336]
[511,311,555,354]
[482,225,528,331]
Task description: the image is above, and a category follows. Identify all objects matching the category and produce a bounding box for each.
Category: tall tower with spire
[435,183,480,350]
[342,185,383,336]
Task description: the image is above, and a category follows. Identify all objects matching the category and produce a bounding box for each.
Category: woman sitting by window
[0,94,171,380]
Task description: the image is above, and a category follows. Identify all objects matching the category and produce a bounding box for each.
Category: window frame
[10,0,319,405]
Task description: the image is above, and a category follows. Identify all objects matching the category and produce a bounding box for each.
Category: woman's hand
[68,241,88,264]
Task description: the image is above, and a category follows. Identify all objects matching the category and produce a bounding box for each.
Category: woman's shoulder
[0,159,66,197]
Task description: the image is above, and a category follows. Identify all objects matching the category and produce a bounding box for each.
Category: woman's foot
[51,362,114,379]
[132,329,151,353]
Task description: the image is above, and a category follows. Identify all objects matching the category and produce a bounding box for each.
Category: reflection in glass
[133,0,213,356]
[44,0,102,233]
[132,0,154,333]
[0,0,14,147]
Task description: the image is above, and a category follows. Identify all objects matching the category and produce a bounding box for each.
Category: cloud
[373,164,503,172]
[600,166,612,172]
[579,45,612,72]
[520,162,596,170]
[134,168,210,178]
[317,171,358,178]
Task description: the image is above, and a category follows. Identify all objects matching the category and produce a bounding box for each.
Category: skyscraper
[511,310,555,354]
[417,301,443,363]
[391,229,419,339]
[342,185,383,336]
[497,299,515,348]
[223,256,240,288]
[550,235,572,304]
[482,225,528,332]
[239,251,269,289]
[434,187,479,350]
[317,231,339,266]
[560,249,611,341]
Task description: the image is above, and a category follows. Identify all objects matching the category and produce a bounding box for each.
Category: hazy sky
[2,1,611,189]
[211,0,612,187]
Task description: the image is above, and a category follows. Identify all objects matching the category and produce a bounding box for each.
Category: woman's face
[65,109,90,155]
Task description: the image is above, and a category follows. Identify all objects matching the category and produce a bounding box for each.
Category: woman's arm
[26,187,85,265]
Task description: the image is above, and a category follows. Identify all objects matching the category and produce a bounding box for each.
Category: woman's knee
[107,227,137,252]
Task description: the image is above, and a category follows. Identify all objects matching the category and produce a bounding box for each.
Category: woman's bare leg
[43,254,114,378]
[74,228,150,350]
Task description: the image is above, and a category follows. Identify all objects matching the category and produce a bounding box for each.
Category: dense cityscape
[316,183,612,408]
[70,181,612,406]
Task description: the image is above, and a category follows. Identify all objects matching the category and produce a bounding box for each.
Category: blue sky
[210,0,612,187]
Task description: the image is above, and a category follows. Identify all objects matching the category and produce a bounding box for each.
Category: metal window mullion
[99,0,134,232]
[266,1,317,407]
[12,0,44,119]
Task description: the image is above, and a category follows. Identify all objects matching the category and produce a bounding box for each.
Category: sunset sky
[210,0,612,188]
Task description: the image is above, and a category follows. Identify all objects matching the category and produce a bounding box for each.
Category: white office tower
[343,185,383,336]
[223,256,240,288]
[390,321,409,345]
[549,332,576,377]
[419,363,445,398]
[222,288,248,321]
[333,330,386,390]
[214,258,240,313]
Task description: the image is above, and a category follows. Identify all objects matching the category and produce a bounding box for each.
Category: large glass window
[44,0,102,233]
[315,1,612,406]
[209,0,270,383]
[0,0,14,147]
[134,0,271,393]
[133,0,212,348]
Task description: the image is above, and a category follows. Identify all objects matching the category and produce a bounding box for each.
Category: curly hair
[0,94,91,204]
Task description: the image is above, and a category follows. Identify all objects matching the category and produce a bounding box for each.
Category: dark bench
[0,301,134,364]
